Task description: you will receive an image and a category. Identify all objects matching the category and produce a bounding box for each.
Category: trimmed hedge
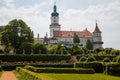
[25,65,95,74]
[16,67,41,80]
[76,55,115,61]
[0,54,71,62]
[1,63,73,71]
[105,63,120,76]
[103,57,111,62]
[74,62,103,73]
[1,64,25,71]
[31,64,73,68]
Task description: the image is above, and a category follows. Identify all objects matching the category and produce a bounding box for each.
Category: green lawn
[0,71,3,77]
[41,73,120,80]
[14,70,120,80]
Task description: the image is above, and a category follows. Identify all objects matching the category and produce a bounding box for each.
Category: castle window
[54,20,56,22]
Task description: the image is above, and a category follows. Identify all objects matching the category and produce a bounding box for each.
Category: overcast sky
[0,0,120,49]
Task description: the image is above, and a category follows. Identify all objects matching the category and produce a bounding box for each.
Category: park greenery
[0,19,120,79]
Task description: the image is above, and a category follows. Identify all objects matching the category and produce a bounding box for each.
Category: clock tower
[49,4,61,37]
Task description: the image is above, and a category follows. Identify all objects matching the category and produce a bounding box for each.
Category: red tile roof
[53,28,92,38]
[93,23,101,32]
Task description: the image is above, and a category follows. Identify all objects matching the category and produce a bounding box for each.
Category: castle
[35,4,103,49]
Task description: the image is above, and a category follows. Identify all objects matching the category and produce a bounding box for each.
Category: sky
[0,0,120,49]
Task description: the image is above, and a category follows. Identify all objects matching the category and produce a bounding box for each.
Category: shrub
[25,65,95,74]
[19,42,33,54]
[31,64,73,68]
[34,43,47,54]
[105,63,120,76]
[57,47,68,54]
[103,57,111,62]
[116,55,120,63]
[87,56,96,62]
[74,62,103,73]
[1,64,25,71]
[0,66,2,71]
[0,54,71,62]
[16,67,41,80]
[79,56,87,62]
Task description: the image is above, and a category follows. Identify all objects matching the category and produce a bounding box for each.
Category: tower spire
[96,20,98,27]
[93,20,101,32]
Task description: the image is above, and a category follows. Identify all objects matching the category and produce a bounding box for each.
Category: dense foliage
[73,33,80,43]
[74,62,103,73]
[86,39,93,50]
[1,19,34,53]
[25,65,95,74]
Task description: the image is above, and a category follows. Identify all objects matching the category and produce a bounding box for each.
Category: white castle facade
[35,4,103,49]
[49,5,103,49]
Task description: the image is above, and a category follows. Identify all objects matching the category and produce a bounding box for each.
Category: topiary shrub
[116,55,120,63]
[87,56,96,62]
[105,63,120,76]
[103,57,111,62]
[74,62,103,73]
[25,66,95,74]
[79,56,87,62]
[33,43,47,54]
[16,67,41,80]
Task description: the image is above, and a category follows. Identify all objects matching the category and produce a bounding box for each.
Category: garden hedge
[105,63,120,76]
[1,63,73,71]
[16,67,41,80]
[0,54,71,62]
[74,62,103,73]
[25,65,95,74]
[1,64,25,71]
[76,55,115,61]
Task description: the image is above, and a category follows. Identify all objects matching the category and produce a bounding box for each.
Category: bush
[79,56,87,62]
[31,64,73,68]
[34,43,47,54]
[103,57,111,62]
[16,67,41,80]
[76,56,115,62]
[0,54,71,62]
[74,62,103,73]
[19,42,33,54]
[0,66,2,71]
[105,63,120,76]
[116,55,120,63]
[87,56,96,62]
[1,64,25,71]
[25,65,95,74]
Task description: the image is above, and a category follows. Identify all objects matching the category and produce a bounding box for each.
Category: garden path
[0,71,18,80]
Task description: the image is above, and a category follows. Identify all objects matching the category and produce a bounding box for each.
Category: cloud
[2,0,14,8]
[60,0,120,49]
[0,0,120,49]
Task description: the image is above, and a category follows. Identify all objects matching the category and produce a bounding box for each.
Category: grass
[0,71,3,78]
[13,70,25,80]
[14,70,120,80]
[41,73,120,80]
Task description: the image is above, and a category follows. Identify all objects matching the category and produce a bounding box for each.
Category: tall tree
[1,19,34,53]
[86,39,93,50]
[73,33,80,44]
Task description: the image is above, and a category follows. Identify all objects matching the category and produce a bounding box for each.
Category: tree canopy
[73,33,80,44]
[1,19,34,53]
[86,39,93,50]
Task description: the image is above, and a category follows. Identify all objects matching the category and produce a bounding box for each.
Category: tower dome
[51,5,59,16]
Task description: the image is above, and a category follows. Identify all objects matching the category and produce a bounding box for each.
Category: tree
[19,42,33,54]
[86,39,93,50]
[34,43,47,54]
[73,33,80,44]
[1,19,34,53]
